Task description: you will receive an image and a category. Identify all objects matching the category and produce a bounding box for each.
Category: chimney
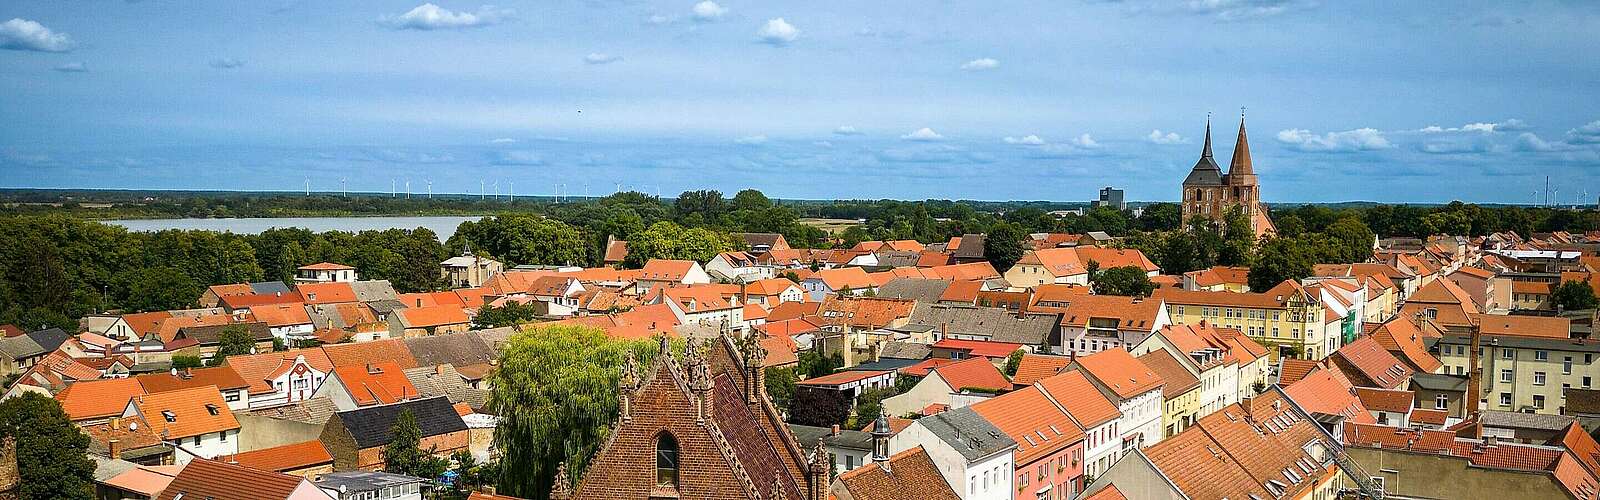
[435,364,446,375]
[108,438,121,460]
[830,424,840,436]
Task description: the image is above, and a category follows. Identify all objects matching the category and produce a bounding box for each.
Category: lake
[103,216,485,241]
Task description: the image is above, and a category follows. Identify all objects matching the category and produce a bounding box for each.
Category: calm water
[103,216,484,241]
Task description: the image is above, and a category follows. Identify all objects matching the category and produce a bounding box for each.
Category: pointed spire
[1230,107,1255,178]
[1201,112,1214,159]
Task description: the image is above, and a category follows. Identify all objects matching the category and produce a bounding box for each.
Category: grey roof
[878,341,933,360]
[403,332,497,367]
[90,455,141,483]
[733,232,785,250]
[244,396,341,425]
[249,281,292,295]
[876,278,953,304]
[1408,373,1469,392]
[350,280,400,303]
[472,326,518,351]
[914,406,1016,461]
[26,328,69,352]
[1183,123,1224,186]
[365,299,407,314]
[305,304,345,329]
[404,364,491,411]
[0,335,45,360]
[788,424,873,452]
[314,471,428,494]
[952,234,986,260]
[335,396,467,449]
[1481,410,1576,431]
[902,303,1060,346]
[873,251,922,268]
[176,322,273,345]
[1436,333,1600,353]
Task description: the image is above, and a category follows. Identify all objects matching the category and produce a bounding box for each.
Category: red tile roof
[1369,318,1444,373]
[766,301,820,322]
[136,366,250,394]
[898,358,958,378]
[322,339,419,369]
[1074,348,1164,399]
[1138,349,1200,397]
[1282,369,1374,424]
[1034,370,1121,428]
[249,302,312,327]
[1082,486,1127,500]
[56,377,146,421]
[216,440,333,472]
[1278,358,1321,386]
[831,446,961,500]
[329,361,420,406]
[1074,247,1159,273]
[1034,294,1164,330]
[299,262,354,270]
[396,305,471,328]
[970,386,1084,464]
[796,370,890,387]
[929,338,1023,358]
[1333,336,1413,390]
[220,292,304,310]
[814,267,877,291]
[928,357,1011,392]
[132,386,241,439]
[1010,354,1071,386]
[1353,387,1414,413]
[639,259,697,281]
[1410,408,1448,426]
[221,348,335,395]
[155,458,310,500]
[296,282,358,304]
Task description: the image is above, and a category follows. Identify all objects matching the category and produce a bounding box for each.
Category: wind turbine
[391,179,397,198]
[480,179,486,201]
[427,180,433,199]
[405,180,411,200]
[341,178,348,197]
[493,180,500,201]
[304,178,310,196]
[509,181,514,203]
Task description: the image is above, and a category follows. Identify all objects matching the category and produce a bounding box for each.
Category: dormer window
[205,404,220,416]
[162,410,176,422]
[656,432,679,488]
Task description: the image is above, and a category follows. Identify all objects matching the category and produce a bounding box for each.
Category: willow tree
[487,325,670,499]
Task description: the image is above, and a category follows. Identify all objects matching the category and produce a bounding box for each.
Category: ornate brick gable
[562,335,826,500]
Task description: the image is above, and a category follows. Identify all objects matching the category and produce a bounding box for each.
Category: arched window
[656,432,679,487]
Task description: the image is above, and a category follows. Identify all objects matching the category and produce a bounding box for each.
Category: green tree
[623,222,737,267]
[473,300,543,329]
[171,355,203,370]
[764,366,798,413]
[275,241,308,284]
[732,189,774,211]
[1093,266,1157,297]
[1138,203,1182,232]
[1003,350,1024,377]
[984,222,1027,272]
[674,189,726,223]
[851,387,896,428]
[384,409,450,479]
[1324,217,1376,263]
[790,386,852,427]
[448,450,483,499]
[1249,237,1316,292]
[206,324,257,366]
[487,325,664,499]
[0,393,96,500]
[118,266,201,312]
[1552,280,1600,310]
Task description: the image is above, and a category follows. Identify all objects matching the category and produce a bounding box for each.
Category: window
[224,391,240,402]
[1500,393,1512,407]
[1500,369,1513,383]
[219,430,228,442]
[1436,394,1448,409]
[1586,377,1593,388]
[1565,357,1574,375]
[1501,348,1513,360]
[1534,395,1546,409]
[193,436,201,446]
[655,432,679,488]
[1536,350,1549,361]
[1535,372,1547,386]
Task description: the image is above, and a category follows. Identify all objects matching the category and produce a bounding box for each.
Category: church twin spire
[1187,108,1251,184]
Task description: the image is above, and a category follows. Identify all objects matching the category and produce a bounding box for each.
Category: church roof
[1229,115,1255,178]
[1182,119,1224,186]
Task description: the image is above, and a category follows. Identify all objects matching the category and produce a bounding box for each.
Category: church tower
[1180,111,1273,237]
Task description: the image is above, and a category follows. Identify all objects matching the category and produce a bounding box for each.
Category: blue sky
[2,1,1598,203]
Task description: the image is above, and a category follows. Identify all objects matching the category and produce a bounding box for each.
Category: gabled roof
[395,305,471,328]
[1277,358,1321,386]
[296,282,358,305]
[57,377,146,421]
[322,339,420,369]
[1074,247,1160,273]
[1282,369,1374,424]
[876,278,953,303]
[1035,370,1121,428]
[1138,349,1200,397]
[1332,336,1414,390]
[902,303,1058,345]
[797,369,891,387]
[132,385,241,439]
[767,301,820,322]
[1016,248,1086,278]
[911,406,1017,461]
[330,362,420,406]
[1074,348,1164,399]
[639,259,698,281]
[1144,389,1334,500]
[1185,265,1251,288]
[216,440,333,472]
[1035,294,1163,331]
[1369,318,1444,373]
[929,338,1024,358]
[928,357,1011,392]
[249,303,313,327]
[970,386,1084,465]
[155,458,318,500]
[1011,354,1072,386]
[135,366,250,394]
[334,396,467,449]
[1353,387,1414,413]
[817,296,916,330]
[831,446,962,500]
[223,348,335,395]
[812,266,877,291]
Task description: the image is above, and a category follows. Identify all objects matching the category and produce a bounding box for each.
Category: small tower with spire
[1181,108,1271,237]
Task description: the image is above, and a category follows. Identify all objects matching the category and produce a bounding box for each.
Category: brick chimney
[108,438,121,460]
[1465,320,1483,434]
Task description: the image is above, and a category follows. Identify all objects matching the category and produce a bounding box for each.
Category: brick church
[1181,113,1276,238]
[551,334,830,500]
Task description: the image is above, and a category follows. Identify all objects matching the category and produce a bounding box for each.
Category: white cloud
[1515,132,1568,152]
[757,18,799,46]
[1418,119,1531,134]
[209,58,245,69]
[833,126,864,136]
[380,3,513,31]
[1567,120,1600,144]
[735,134,768,145]
[960,58,999,71]
[1003,135,1045,145]
[1185,0,1309,21]
[691,1,728,22]
[1146,129,1187,144]
[1275,128,1393,152]
[489,150,542,165]
[901,128,944,141]
[0,18,75,52]
[52,62,88,73]
[1072,134,1100,148]
[584,53,622,65]
[813,140,834,148]
[488,137,517,144]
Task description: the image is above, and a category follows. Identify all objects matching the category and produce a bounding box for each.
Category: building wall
[1119,391,1164,452]
[1342,446,1572,499]
[1165,301,1324,361]
[1438,340,1600,415]
[889,423,1012,500]
[881,374,954,418]
[171,429,240,464]
[237,414,326,452]
[1081,421,1121,480]
[1161,388,1200,437]
[353,431,468,471]
[1012,442,1084,500]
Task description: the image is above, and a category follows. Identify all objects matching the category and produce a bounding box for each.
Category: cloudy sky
[2,1,1598,203]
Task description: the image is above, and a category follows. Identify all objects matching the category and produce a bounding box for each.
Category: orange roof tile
[223,349,335,394]
[831,446,961,500]
[639,259,697,281]
[1074,348,1164,399]
[1369,318,1444,374]
[1185,265,1251,288]
[1028,283,1092,305]
[898,358,958,378]
[1011,354,1072,386]
[797,369,890,387]
[1277,358,1321,386]
[1282,369,1374,424]
[329,361,420,406]
[1075,247,1160,273]
[132,385,241,439]
[136,366,250,393]
[928,357,1011,392]
[1475,314,1570,339]
[1333,336,1413,390]
[970,386,1084,465]
[817,296,916,329]
[322,339,419,369]
[929,338,1023,358]
[1082,486,1127,500]
[1017,248,1086,278]
[1410,408,1448,426]
[103,465,180,497]
[767,301,820,322]
[1353,387,1414,413]
[296,282,358,304]
[936,280,982,303]
[396,305,471,328]
[1036,294,1164,330]
[1035,370,1121,428]
[120,311,175,338]
[56,378,146,421]
[1138,349,1200,397]
[216,440,333,472]
[155,458,309,500]
[813,267,877,291]
[759,333,799,368]
[249,302,312,327]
